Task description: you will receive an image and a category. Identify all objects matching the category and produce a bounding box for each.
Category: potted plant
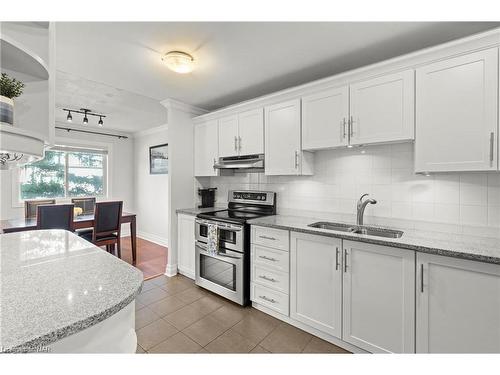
[0,72,25,126]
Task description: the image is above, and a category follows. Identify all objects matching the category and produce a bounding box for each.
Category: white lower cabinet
[342,240,415,353]
[416,253,500,353]
[177,213,195,279]
[290,232,343,338]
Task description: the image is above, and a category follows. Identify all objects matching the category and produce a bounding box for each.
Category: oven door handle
[196,243,243,260]
[195,219,243,231]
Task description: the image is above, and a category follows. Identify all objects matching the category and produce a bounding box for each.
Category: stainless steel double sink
[308,221,403,238]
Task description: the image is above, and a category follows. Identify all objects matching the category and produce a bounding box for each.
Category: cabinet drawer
[251,244,289,272]
[252,226,289,251]
[252,264,289,294]
[251,283,289,316]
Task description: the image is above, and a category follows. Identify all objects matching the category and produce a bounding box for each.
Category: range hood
[214,154,264,173]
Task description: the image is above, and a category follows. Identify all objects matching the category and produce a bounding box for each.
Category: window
[20,147,107,200]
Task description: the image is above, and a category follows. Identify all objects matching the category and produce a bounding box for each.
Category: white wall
[203,142,500,237]
[0,126,135,221]
[133,127,169,246]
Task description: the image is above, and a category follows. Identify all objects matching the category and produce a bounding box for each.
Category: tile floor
[135,274,351,354]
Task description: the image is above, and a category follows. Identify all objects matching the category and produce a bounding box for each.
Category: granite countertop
[176,206,226,216]
[0,229,143,353]
[248,215,500,265]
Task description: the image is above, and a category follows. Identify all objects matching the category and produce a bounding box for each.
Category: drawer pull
[259,255,278,262]
[259,295,276,303]
[259,235,276,241]
[259,275,277,282]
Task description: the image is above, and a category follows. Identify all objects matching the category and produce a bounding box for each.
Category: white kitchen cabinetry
[194,120,218,177]
[301,86,349,150]
[218,115,239,157]
[264,99,313,175]
[250,226,290,316]
[177,213,196,279]
[415,48,498,172]
[349,70,414,146]
[217,108,264,157]
[342,240,415,353]
[416,253,500,353]
[290,232,343,338]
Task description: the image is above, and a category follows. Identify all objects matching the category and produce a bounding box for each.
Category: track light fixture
[63,108,106,127]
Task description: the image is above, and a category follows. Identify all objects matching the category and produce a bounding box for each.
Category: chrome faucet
[356,194,377,226]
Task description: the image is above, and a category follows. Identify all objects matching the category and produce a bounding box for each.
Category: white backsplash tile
[199,142,500,235]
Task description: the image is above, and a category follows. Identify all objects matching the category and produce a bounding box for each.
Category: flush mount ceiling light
[162,51,194,74]
[63,108,106,127]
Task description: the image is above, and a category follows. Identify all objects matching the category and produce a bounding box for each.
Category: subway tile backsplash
[199,143,500,237]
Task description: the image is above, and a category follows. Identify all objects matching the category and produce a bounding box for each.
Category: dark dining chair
[36,204,75,231]
[71,197,96,215]
[79,201,123,258]
[25,199,56,219]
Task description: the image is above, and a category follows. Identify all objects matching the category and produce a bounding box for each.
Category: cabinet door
[264,99,301,175]
[349,70,414,146]
[238,108,264,156]
[290,232,342,338]
[416,253,500,353]
[415,48,498,172]
[194,120,218,176]
[218,115,239,157]
[177,214,195,279]
[302,86,349,150]
[343,240,415,353]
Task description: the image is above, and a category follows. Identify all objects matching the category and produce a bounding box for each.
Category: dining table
[0,212,137,263]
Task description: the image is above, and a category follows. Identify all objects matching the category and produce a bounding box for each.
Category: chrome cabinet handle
[490,132,495,166]
[344,249,348,273]
[213,158,217,170]
[335,247,340,271]
[259,275,277,282]
[420,263,424,293]
[238,136,242,151]
[349,115,354,137]
[340,118,347,141]
[259,255,278,262]
[259,295,276,303]
[259,235,276,241]
[294,150,299,169]
[234,136,238,151]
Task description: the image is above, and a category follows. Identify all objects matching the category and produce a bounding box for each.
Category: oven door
[195,218,244,252]
[195,242,244,305]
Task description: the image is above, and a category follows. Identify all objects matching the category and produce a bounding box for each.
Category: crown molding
[161,98,208,116]
[133,124,168,138]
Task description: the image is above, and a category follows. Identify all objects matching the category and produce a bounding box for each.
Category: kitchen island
[0,229,143,353]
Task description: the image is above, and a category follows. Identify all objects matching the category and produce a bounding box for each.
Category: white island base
[48,302,137,353]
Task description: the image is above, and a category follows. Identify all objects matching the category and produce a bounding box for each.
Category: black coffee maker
[198,188,217,208]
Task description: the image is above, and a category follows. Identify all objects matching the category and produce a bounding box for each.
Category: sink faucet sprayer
[356,194,377,226]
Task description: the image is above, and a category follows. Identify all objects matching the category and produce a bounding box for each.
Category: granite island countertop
[0,229,143,353]
[248,215,500,265]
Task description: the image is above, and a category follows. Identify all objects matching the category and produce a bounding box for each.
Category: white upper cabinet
[218,115,239,157]
[265,99,313,175]
[217,109,264,157]
[238,108,264,156]
[290,232,343,339]
[416,253,500,353]
[301,86,349,150]
[349,69,415,146]
[194,120,218,177]
[415,48,498,172]
[342,240,415,353]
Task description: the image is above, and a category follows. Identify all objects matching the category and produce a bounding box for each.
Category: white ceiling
[55,22,500,131]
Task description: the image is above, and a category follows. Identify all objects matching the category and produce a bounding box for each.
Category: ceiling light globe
[162,51,194,74]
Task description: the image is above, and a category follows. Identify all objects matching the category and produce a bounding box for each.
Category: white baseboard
[165,263,178,277]
[136,231,169,247]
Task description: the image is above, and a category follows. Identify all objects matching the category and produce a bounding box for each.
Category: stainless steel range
[195,190,276,305]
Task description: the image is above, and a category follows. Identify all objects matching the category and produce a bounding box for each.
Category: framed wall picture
[149,143,168,174]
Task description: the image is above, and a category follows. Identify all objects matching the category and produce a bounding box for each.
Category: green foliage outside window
[20,149,105,200]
